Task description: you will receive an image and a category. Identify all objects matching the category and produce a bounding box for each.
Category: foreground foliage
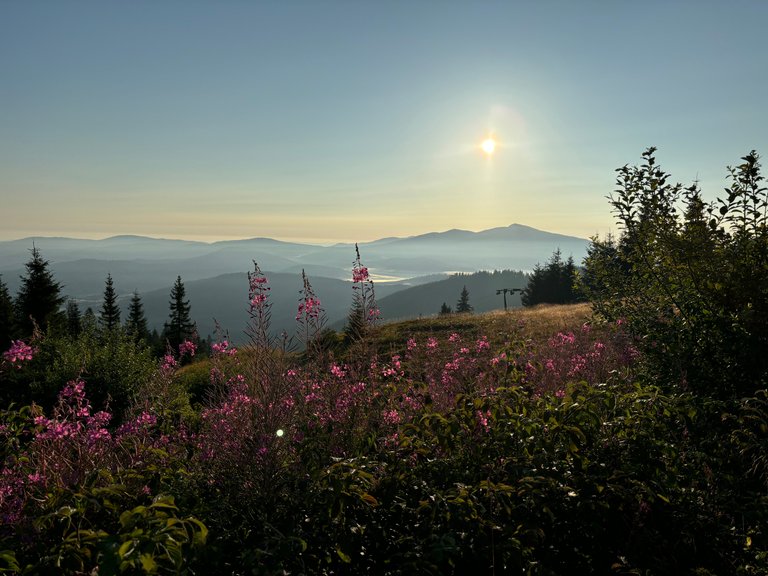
[2,149,768,573]
[583,148,768,398]
[1,301,766,574]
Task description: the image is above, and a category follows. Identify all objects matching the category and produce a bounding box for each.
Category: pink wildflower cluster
[396,333,498,412]
[476,409,491,432]
[116,411,158,436]
[179,340,197,357]
[2,340,36,367]
[212,340,237,356]
[161,354,178,372]
[352,266,369,283]
[296,297,322,321]
[520,323,640,395]
[248,272,269,310]
[32,380,112,444]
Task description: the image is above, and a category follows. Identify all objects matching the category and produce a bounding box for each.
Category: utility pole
[496,288,522,311]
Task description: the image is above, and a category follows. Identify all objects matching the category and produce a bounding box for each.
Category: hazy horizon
[2,2,767,244]
[0,222,590,247]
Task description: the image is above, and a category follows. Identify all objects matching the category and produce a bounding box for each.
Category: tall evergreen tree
[125,290,150,343]
[99,273,121,331]
[66,299,82,338]
[0,276,14,350]
[15,246,65,336]
[456,285,473,313]
[164,276,196,351]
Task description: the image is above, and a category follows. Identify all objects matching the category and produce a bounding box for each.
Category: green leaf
[140,553,158,573]
[336,547,352,564]
[118,540,134,559]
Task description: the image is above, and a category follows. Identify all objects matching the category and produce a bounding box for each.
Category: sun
[481,137,497,155]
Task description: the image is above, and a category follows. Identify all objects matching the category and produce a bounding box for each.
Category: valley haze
[0,224,587,342]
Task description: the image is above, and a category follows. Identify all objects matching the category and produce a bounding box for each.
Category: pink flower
[476,410,491,431]
[2,340,36,365]
[179,340,197,357]
[27,472,44,484]
[383,409,401,425]
[212,340,237,356]
[352,266,369,283]
[250,294,267,307]
[296,297,322,320]
[161,354,178,371]
[475,337,491,352]
[249,275,268,289]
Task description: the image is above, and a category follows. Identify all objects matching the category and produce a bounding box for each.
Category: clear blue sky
[1,1,766,243]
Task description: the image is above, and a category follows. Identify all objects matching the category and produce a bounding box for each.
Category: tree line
[0,247,199,356]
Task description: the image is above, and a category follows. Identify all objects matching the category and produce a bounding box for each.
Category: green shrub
[583,148,768,398]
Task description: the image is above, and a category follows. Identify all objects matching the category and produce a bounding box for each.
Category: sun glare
[481,137,496,155]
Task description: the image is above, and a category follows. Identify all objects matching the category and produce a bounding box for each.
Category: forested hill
[375,269,528,321]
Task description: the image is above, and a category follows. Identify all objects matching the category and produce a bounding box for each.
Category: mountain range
[0,224,589,341]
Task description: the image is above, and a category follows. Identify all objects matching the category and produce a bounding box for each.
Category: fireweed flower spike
[296,270,327,357]
[349,244,380,343]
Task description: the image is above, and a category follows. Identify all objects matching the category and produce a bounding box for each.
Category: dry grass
[373,302,594,353]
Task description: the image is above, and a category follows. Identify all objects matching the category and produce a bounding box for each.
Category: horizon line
[0,223,595,246]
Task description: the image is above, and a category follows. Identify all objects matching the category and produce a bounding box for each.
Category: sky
[1,1,767,244]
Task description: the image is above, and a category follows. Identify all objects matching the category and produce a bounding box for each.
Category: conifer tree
[164,276,196,351]
[456,285,473,313]
[439,302,452,315]
[66,299,82,338]
[99,273,121,331]
[125,290,150,343]
[0,276,14,350]
[82,307,97,333]
[15,246,65,336]
[521,248,581,307]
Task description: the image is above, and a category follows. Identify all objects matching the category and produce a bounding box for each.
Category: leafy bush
[0,326,156,421]
[583,148,768,398]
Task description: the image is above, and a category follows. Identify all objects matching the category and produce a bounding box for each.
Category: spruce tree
[456,285,473,313]
[0,276,14,350]
[15,246,65,336]
[99,273,121,331]
[66,299,82,338]
[125,290,149,343]
[439,302,452,315]
[164,276,196,351]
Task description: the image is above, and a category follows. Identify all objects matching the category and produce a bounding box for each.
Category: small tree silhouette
[456,285,473,313]
[99,273,121,331]
[163,276,196,352]
[125,290,150,343]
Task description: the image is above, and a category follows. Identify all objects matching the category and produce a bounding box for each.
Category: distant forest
[375,269,527,322]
